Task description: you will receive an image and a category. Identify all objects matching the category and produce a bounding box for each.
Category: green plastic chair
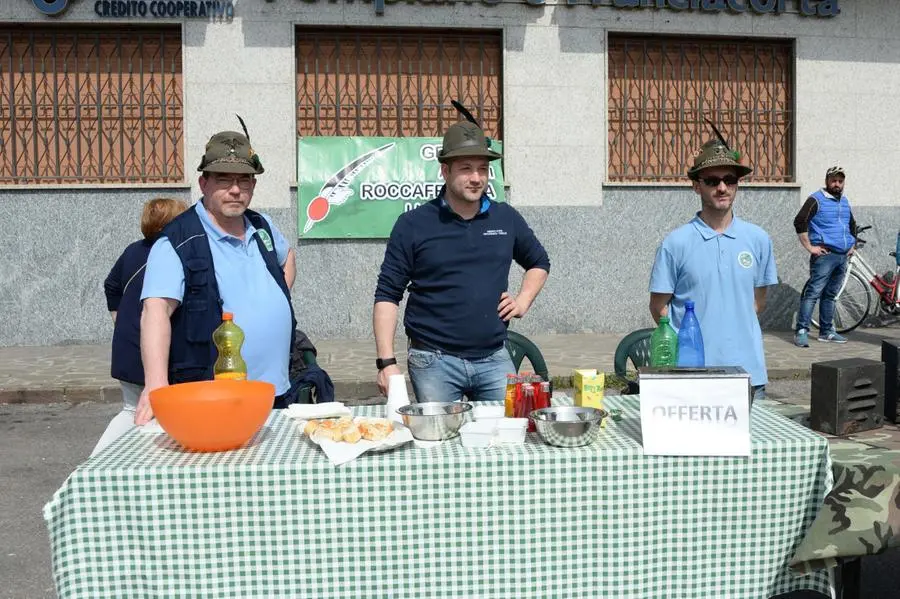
[505,330,551,387]
[613,328,655,395]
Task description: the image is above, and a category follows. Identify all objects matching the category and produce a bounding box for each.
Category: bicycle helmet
[825,166,845,178]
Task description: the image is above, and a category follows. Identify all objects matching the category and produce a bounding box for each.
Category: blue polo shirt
[141,200,293,394]
[649,214,778,386]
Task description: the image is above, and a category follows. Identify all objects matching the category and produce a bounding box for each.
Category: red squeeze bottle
[536,381,551,411]
[522,385,536,432]
[530,375,543,408]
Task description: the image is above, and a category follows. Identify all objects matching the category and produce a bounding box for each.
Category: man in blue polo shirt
[649,136,778,400]
[373,119,551,402]
[134,124,297,425]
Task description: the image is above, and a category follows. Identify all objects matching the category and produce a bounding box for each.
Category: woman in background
[91,197,189,456]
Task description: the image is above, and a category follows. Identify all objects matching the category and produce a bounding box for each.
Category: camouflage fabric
[789,441,900,574]
[760,400,900,574]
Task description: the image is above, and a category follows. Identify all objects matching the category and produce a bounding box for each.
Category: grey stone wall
[3,187,896,346]
[282,186,900,343]
[1,188,192,345]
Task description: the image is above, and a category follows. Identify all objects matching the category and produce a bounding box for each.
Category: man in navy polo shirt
[649,136,778,401]
[373,120,550,403]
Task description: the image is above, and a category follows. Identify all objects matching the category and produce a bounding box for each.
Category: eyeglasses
[699,175,739,187]
[210,174,254,190]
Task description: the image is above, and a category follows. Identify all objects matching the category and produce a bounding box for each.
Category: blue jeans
[407,346,515,403]
[796,252,848,333]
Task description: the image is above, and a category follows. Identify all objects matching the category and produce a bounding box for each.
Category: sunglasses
[699,175,740,187]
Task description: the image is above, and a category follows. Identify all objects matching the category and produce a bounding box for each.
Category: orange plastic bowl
[149,380,275,452]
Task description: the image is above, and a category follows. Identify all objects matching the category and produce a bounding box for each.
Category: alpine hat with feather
[437,100,502,164]
[687,118,752,181]
[197,115,265,175]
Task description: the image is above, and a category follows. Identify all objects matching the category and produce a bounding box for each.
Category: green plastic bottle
[650,315,679,367]
[213,312,248,381]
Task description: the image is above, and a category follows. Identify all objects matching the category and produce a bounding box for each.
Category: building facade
[2,0,897,345]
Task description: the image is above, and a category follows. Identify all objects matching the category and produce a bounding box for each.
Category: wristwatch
[376,357,397,371]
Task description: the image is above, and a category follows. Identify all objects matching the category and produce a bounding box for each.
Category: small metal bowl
[530,406,607,447]
[397,402,473,441]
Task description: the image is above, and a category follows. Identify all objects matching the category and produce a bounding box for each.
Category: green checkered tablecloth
[45,395,834,598]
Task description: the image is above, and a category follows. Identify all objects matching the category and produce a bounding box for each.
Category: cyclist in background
[793,166,857,346]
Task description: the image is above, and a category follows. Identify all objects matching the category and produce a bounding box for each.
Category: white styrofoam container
[473,405,504,422]
[495,418,528,444]
[459,421,496,448]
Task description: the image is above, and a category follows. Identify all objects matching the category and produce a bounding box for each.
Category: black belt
[408,338,503,359]
[408,338,435,351]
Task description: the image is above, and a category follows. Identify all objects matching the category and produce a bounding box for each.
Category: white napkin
[137,419,165,434]
[304,422,414,466]
[285,402,351,421]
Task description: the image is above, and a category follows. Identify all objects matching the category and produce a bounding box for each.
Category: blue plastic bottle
[677,301,705,368]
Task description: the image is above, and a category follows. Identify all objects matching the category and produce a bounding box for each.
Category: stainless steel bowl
[397,402,473,441]
[530,406,607,447]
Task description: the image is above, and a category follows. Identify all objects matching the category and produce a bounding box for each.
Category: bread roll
[342,423,362,443]
[359,418,393,441]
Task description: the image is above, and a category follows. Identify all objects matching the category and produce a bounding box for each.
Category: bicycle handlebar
[853,224,872,248]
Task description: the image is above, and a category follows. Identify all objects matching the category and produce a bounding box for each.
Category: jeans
[407,346,515,403]
[90,381,142,457]
[796,252,848,333]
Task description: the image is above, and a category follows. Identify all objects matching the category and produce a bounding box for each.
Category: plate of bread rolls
[300,416,413,465]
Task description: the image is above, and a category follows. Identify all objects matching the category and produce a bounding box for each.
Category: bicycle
[802,225,900,334]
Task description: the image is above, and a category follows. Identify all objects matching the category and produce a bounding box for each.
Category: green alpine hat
[437,121,502,164]
[687,139,752,181]
[197,130,264,175]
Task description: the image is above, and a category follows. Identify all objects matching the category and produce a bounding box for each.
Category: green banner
[298,136,505,239]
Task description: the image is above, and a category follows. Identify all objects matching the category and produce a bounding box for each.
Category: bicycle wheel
[807,271,871,334]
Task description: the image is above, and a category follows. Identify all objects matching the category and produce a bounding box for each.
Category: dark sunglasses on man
[699,175,740,187]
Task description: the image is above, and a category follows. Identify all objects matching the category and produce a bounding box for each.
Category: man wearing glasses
[648,137,778,401]
[135,126,297,425]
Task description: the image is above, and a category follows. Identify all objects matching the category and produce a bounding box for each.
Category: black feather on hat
[687,117,752,180]
[437,100,502,164]
[196,115,265,175]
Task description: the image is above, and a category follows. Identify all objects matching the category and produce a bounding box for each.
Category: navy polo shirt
[375,193,550,359]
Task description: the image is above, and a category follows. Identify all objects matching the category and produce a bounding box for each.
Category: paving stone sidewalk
[2,326,900,404]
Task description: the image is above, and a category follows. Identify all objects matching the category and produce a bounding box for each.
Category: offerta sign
[638,368,752,457]
[297,137,505,239]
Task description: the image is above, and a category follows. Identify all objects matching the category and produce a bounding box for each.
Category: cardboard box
[573,368,604,410]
